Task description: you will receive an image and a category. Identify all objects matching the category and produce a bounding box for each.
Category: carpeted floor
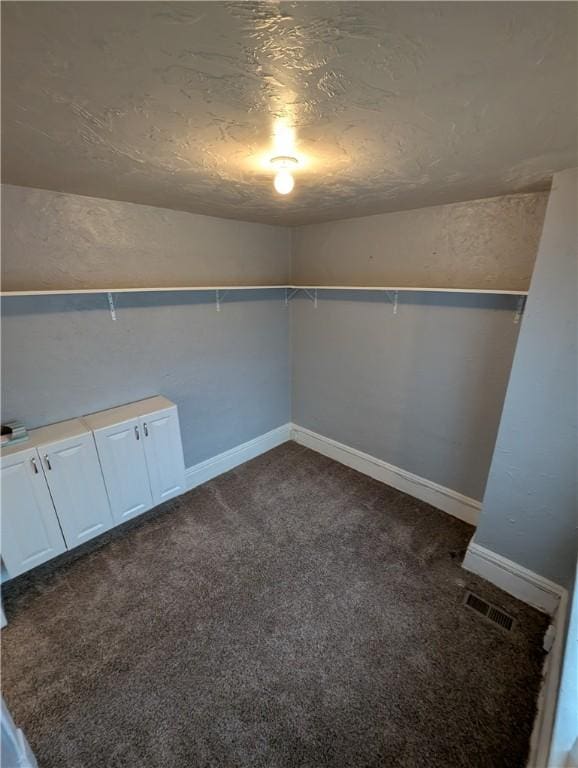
[2,442,548,768]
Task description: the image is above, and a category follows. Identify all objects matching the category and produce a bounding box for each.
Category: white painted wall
[291,291,520,502]
[472,168,578,587]
[1,185,291,291]
[289,192,551,503]
[1,186,291,468]
[292,192,547,291]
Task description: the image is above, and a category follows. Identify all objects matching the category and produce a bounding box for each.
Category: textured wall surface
[292,193,547,291]
[2,2,576,224]
[1,291,290,468]
[1,185,291,291]
[291,292,520,501]
[472,168,578,587]
[0,176,559,555]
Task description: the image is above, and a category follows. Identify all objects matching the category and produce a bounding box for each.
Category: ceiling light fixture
[270,155,298,195]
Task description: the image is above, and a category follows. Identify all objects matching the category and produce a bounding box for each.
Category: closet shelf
[0,285,289,297]
[0,285,528,297]
[289,286,528,296]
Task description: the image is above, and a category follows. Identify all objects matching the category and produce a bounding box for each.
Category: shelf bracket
[106,292,117,321]
[286,288,300,303]
[215,289,229,312]
[285,288,318,307]
[302,288,318,308]
[385,290,399,315]
[513,296,526,324]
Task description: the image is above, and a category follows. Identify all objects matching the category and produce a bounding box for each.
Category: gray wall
[291,292,520,501]
[1,186,291,466]
[473,168,578,587]
[2,180,565,552]
[292,192,547,291]
[289,192,549,502]
[1,291,290,468]
[1,185,291,291]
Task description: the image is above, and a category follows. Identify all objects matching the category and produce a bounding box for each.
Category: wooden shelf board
[1,285,528,297]
[290,286,528,296]
[0,285,289,297]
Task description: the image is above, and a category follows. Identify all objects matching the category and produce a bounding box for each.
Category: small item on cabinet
[1,421,29,447]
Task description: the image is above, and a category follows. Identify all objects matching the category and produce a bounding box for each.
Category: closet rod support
[286,288,300,302]
[385,291,399,315]
[302,288,318,308]
[513,296,526,324]
[215,289,229,312]
[107,292,117,321]
[286,288,318,307]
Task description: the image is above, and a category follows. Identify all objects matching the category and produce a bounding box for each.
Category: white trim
[289,285,527,296]
[0,285,528,298]
[1,698,38,768]
[290,424,481,526]
[185,424,291,491]
[0,286,289,297]
[528,589,569,768]
[462,542,564,615]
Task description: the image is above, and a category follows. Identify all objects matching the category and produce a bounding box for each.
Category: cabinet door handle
[31,457,39,474]
[44,454,52,471]
[135,425,140,441]
[143,422,149,437]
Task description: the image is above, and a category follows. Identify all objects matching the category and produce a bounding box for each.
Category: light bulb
[274,170,294,195]
[270,155,298,195]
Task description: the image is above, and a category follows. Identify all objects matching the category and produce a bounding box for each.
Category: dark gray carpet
[2,442,548,768]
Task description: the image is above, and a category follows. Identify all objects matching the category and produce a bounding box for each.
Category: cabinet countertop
[82,396,175,432]
[1,418,89,458]
[1,396,176,457]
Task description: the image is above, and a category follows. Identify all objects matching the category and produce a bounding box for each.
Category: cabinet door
[141,407,186,505]
[92,418,153,524]
[41,432,114,548]
[0,448,66,577]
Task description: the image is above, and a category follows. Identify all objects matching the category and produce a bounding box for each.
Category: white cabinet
[40,431,114,547]
[1,397,186,582]
[1,447,66,577]
[91,418,153,524]
[85,396,186,523]
[140,406,186,505]
[0,419,113,578]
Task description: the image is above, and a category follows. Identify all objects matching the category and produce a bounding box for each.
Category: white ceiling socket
[270,156,298,196]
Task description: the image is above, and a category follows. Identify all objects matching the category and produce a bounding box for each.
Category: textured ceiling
[2,2,577,225]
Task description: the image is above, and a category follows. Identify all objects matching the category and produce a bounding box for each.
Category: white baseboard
[462,542,564,615]
[462,545,569,768]
[528,589,569,768]
[461,543,569,768]
[185,423,291,491]
[1,699,39,768]
[290,423,481,526]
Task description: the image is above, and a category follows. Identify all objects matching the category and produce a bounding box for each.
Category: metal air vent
[464,591,515,633]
